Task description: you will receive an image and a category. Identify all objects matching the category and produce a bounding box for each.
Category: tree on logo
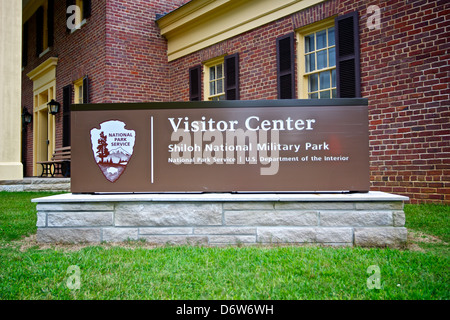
[97,131,110,163]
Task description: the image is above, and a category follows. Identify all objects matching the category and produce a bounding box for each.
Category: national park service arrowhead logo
[90,120,136,183]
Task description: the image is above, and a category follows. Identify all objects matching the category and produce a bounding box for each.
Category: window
[35,0,54,57]
[35,6,45,56]
[74,77,89,104]
[74,78,84,104]
[48,0,54,47]
[301,24,336,99]
[66,77,88,147]
[304,27,336,99]
[75,0,90,25]
[206,59,226,101]
[23,0,53,60]
[76,0,84,18]
[297,13,361,99]
[191,54,239,101]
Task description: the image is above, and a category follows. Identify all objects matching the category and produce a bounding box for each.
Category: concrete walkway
[0,177,70,192]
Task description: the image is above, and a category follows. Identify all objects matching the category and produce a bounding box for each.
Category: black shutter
[36,6,44,56]
[63,85,72,147]
[83,76,90,103]
[335,11,361,98]
[224,53,239,100]
[47,0,54,47]
[189,65,202,101]
[84,0,92,19]
[66,0,75,33]
[277,33,295,99]
[22,21,29,67]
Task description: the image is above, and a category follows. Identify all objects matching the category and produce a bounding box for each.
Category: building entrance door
[27,58,58,177]
[36,109,48,176]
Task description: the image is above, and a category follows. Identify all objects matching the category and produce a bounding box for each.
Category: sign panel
[71,99,369,193]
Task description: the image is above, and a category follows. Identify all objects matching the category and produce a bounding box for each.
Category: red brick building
[21,0,449,203]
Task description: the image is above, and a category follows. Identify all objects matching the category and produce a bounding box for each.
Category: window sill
[70,19,87,34]
[207,94,226,101]
[38,47,51,59]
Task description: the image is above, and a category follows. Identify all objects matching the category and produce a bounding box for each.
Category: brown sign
[71,99,369,193]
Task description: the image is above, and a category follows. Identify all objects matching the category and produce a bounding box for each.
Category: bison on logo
[90,120,136,183]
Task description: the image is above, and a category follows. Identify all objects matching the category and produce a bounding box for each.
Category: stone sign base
[32,192,408,247]
[0,178,71,192]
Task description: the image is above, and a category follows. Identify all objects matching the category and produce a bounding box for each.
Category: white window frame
[73,78,84,104]
[203,56,226,101]
[297,17,337,99]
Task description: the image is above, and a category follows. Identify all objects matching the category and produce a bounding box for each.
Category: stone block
[139,227,193,235]
[47,212,113,227]
[354,227,407,247]
[0,185,24,192]
[223,202,274,210]
[139,235,209,245]
[315,228,353,243]
[0,180,25,185]
[103,228,139,242]
[37,203,114,211]
[30,178,70,185]
[36,212,46,227]
[355,202,403,210]
[24,184,69,191]
[115,202,222,226]
[257,227,316,243]
[194,227,256,235]
[393,211,406,227]
[36,228,101,243]
[225,210,317,226]
[275,202,354,210]
[320,211,393,227]
[208,235,256,244]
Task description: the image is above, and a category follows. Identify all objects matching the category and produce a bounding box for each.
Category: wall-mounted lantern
[47,99,61,115]
[22,107,32,126]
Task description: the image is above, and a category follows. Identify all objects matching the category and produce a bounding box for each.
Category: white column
[0,0,23,180]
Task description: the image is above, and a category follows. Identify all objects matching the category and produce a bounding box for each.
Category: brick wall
[357,0,450,204]
[167,0,449,204]
[104,0,190,103]
[337,0,449,204]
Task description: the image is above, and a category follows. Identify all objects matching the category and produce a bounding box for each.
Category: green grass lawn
[0,192,448,300]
